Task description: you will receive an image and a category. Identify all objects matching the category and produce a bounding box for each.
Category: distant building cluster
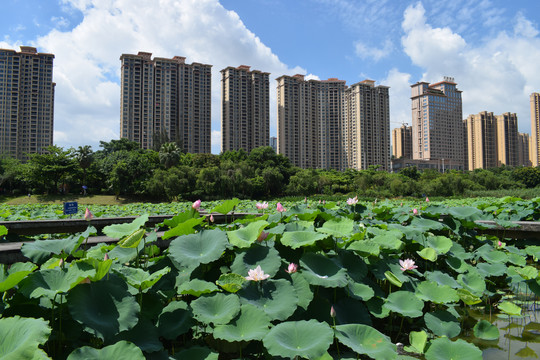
[2,46,540,172]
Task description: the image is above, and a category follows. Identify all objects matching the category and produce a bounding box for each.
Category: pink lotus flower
[277,202,286,212]
[84,208,93,221]
[413,208,418,215]
[286,263,298,274]
[210,214,214,222]
[245,265,270,281]
[330,306,336,318]
[399,259,418,271]
[304,197,307,203]
[257,231,269,243]
[58,258,64,267]
[426,197,430,202]
[256,201,269,210]
[104,253,109,261]
[347,196,358,206]
[192,199,201,210]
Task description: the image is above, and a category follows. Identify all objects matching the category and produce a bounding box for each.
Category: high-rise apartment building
[0,46,54,160]
[343,80,390,170]
[392,124,412,159]
[518,132,531,167]
[120,52,211,153]
[495,112,518,167]
[411,77,464,169]
[530,93,540,166]
[221,65,269,152]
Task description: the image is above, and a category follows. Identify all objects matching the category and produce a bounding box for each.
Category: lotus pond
[1,197,540,359]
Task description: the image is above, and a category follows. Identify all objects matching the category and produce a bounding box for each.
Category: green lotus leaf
[498,301,522,316]
[317,217,354,238]
[171,346,218,360]
[514,345,537,358]
[0,316,51,359]
[476,262,507,277]
[168,229,228,268]
[447,206,483,221]
[410,217,446,231]
[117,228,145,248]
[67,275,140,340]
[348,281,375,301]
[176,278,217,296]
[424,310,461,338]
[427,235,453,254]
[211,198,240,214]
[334,297,372,326]
[191,293,241,325]
[457,288,482,305]
[366,296,391,319]
[263,320,333,359]
[417,247,437,262]
[19,266,90,299]
[424,337,482,360]
[416,281,459,304]
[113,266,171,292]
[457,272,486,296]
[384,271,403,288]
[335,324,396,360]
[473,319,499,340]
[0,262,37,292]
[512,265,538,280]
[425,271,460,288]
[227,220,269,248]
[112,317,163,353]
[481,250,508,264]
[216,273,246,293]
[213,304,271,342]
[340,250,368,281]
[157,300,194,340]
[404,330,427,354]
[280,230,327,249]
[231,245,281,278]
[371,233,403,251]
[238,279,298,321]
[0,225,7,236]
[66,340,144,360]
[162,217,206,240]
[383,291,424,318]
[291,272,313,310]
[300,252,348,287]
[507,252,527,267]
[103,214,149,239]
[162,209,199,228]
[348,240,380,256]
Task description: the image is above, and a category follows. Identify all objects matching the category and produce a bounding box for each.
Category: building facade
[495,112,518,167]
[120,52,211,153]
[464,112,497,170]
[221,65,269,152]
[531,93,540,166]
[518,132,531,167]
[392,124,412,159]
[343,80,390,170]
[411,77,464,169]
[0,46,54,160]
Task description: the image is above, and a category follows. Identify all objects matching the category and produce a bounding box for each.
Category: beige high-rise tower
[518,132,531,167]
[495,112,518,167]
[531,93,540,166]
[221,65,269,152]
[0,46,54,160]
[411,77,464,168]
[120,52,211,153]
[392,125,412,159]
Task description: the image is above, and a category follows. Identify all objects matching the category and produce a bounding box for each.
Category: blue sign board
[63,201,78,215]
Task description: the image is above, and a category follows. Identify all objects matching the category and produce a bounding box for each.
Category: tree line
[1,139,540,200]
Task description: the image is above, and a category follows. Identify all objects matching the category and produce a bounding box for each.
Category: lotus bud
[257,231,269,243]
[84,208,93,221]
[276,202,285,212]
[413,208,418,215]
[426,197,430,202]
[192,199,201,210]
[330,306,336,318]
[286,263,298,274]
[210,214,214,222]
[104,253,109,261]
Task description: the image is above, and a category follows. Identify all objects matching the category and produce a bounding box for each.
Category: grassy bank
[2,194,145,206]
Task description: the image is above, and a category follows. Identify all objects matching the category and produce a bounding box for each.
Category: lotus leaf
[0,316,51,359]
[117,228,145,248]
[102,214,148,239]
[66,340,144,360]
[514,346,538,358]
[300,252,348,287]
[512,265,538,280]
[348,281,375,301]
[113,317,163,353]
[416,281,459,304]
[424,310,461,338]
[383,291,424,318]
[157,300,194,340]
[424,337,482,360]
[476,262,507,277]
[191,293,241,325]
[231,245,281,277]
[263,320,333,359]
[427,235,453,254]
[340,250,368,281]
[162,217,205,240]
[238,279,298,320]
[334,297,372,326]
[507,252,527,267]
[211,198,240,214]
[335,323,396,359]
[113,266,171,292]
[67,275,140,340]
[178,278,218,296]
[171,346,219,360]
[291,272,314,310]
[0,262,37,292]
[162,209,199,228]
[213,304,271,342]
[446,255,469,273]
[168,229,228,268]
[410,217,446,231]
[498,301,522,316]
[384,271,403,288]
[317,217,354,237]
[372,233,404,251]
[280,230,327,249]
[425,271,460,288]
[482,250,508,264]
[404,330,427,354]
[348,239,380,256]
[473,319,499,340]
[366,296,391,319]
[457,271,486,296]
[227,220,269,248]
[457,288,482,305]
[19,266,91,299]
[418,247,437,262]
[216,273,245,293]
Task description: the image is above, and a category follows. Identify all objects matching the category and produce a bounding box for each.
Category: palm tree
[159,142,181,169]
[75,145,93,188]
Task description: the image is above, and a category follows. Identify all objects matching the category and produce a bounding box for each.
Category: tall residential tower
[120,52,211,153]
[221,65,269,152]
[531,93,540,166]
[0,46,54,160]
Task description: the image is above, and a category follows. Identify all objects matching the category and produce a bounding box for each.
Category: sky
[2,0,540,154]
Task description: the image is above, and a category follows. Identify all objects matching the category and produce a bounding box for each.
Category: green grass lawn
[2,194,144,206]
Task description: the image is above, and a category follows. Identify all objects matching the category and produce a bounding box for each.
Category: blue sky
[2,0,540,154]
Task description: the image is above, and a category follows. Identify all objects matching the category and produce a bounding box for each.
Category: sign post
[63,202,78,217]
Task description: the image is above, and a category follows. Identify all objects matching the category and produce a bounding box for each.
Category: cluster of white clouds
[2,0,540,152]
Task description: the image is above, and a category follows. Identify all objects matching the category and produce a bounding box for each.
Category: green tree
[75,145,94,186]
[159,142,181,169]
[23,146,78,194]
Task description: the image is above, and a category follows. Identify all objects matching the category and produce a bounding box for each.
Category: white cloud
[32,0,304,152]
[355,39,393,61]
[400,2,540,135]
[211,130,222,154]
[382,68,412,127]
